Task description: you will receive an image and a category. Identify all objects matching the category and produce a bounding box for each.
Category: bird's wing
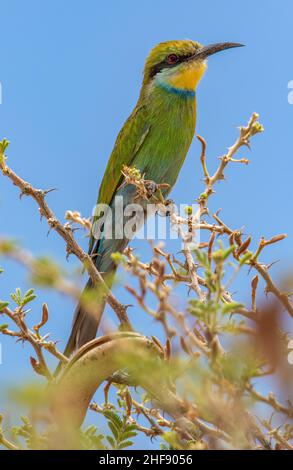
[89,103,150,253]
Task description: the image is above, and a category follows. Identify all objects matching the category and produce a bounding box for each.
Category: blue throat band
[156,80,196,98]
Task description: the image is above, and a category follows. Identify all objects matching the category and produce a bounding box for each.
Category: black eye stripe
[148,52,195,79]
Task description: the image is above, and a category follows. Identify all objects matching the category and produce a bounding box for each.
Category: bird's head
[143,40,243,93]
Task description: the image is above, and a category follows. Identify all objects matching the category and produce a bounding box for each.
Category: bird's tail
[55,195,137,376]
[64,278,105,356]
[54,276,110,376]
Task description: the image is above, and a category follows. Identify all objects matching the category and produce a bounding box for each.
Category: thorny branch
[0,114,292,450]
[0,143,132,331]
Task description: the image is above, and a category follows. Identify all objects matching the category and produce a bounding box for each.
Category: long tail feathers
[55,223,130,377]
[54,278,106,376]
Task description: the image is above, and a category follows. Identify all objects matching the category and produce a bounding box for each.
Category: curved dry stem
[52,332,182,427]
[50,332,227,449]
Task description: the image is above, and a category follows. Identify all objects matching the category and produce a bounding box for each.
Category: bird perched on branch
[62,39,243,362]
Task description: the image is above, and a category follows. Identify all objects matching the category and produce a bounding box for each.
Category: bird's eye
[166,54,179,65]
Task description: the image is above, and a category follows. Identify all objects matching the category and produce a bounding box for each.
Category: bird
[62,39,243,363]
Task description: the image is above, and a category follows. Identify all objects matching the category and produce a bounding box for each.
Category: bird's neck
[151,60,207,98]
[154,80,196,98]
[142,78,197,106]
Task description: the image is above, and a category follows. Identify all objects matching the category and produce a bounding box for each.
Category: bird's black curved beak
[194,42,244,60]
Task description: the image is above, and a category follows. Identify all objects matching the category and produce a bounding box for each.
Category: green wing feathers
[98,104,150,207]
[89,104,150,254]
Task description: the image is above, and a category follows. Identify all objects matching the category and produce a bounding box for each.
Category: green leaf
[121,431,137,440]
[0,138,10,154]
[118,440,133,449]
[194,249,208,267]
[0,323,8,331]
[9,288,36,308]
[239,251,253,266]
[124,424,137,432]
[213,245,235,262]
[222,245,236,261]
[108,421,119,440]
[103,410,123,430]
[31,257,62,286]
[24,289,35,298]
[10,288,22,306]
[0,139,9,165]
[222,302,244,315]
[22,294,37,306]
[0,239,17,254]
[0,301,9,311]
[84,425,97,436]
[106,436,116,449]
[111,252,127,266]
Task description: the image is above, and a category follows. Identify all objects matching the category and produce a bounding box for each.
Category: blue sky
[0,0,292,449]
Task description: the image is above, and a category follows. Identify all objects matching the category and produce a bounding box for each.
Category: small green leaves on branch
[10,288,37,308]
[0,138,9,167]
[0,301,9,312]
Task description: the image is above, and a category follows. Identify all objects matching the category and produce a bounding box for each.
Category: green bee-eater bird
[63,39,243,359]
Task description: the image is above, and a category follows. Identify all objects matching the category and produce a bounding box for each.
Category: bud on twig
[151,336,165,354]
[251,275,259,311]
[30,356,47,377]
[165,338,171,361]
[263,234,287,247]
[236,236,252,258]
[33,303,49,336]
[125,388,133,416]
[180,336,193,356]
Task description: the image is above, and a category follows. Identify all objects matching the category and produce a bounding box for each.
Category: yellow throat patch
[168,61,207,91]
